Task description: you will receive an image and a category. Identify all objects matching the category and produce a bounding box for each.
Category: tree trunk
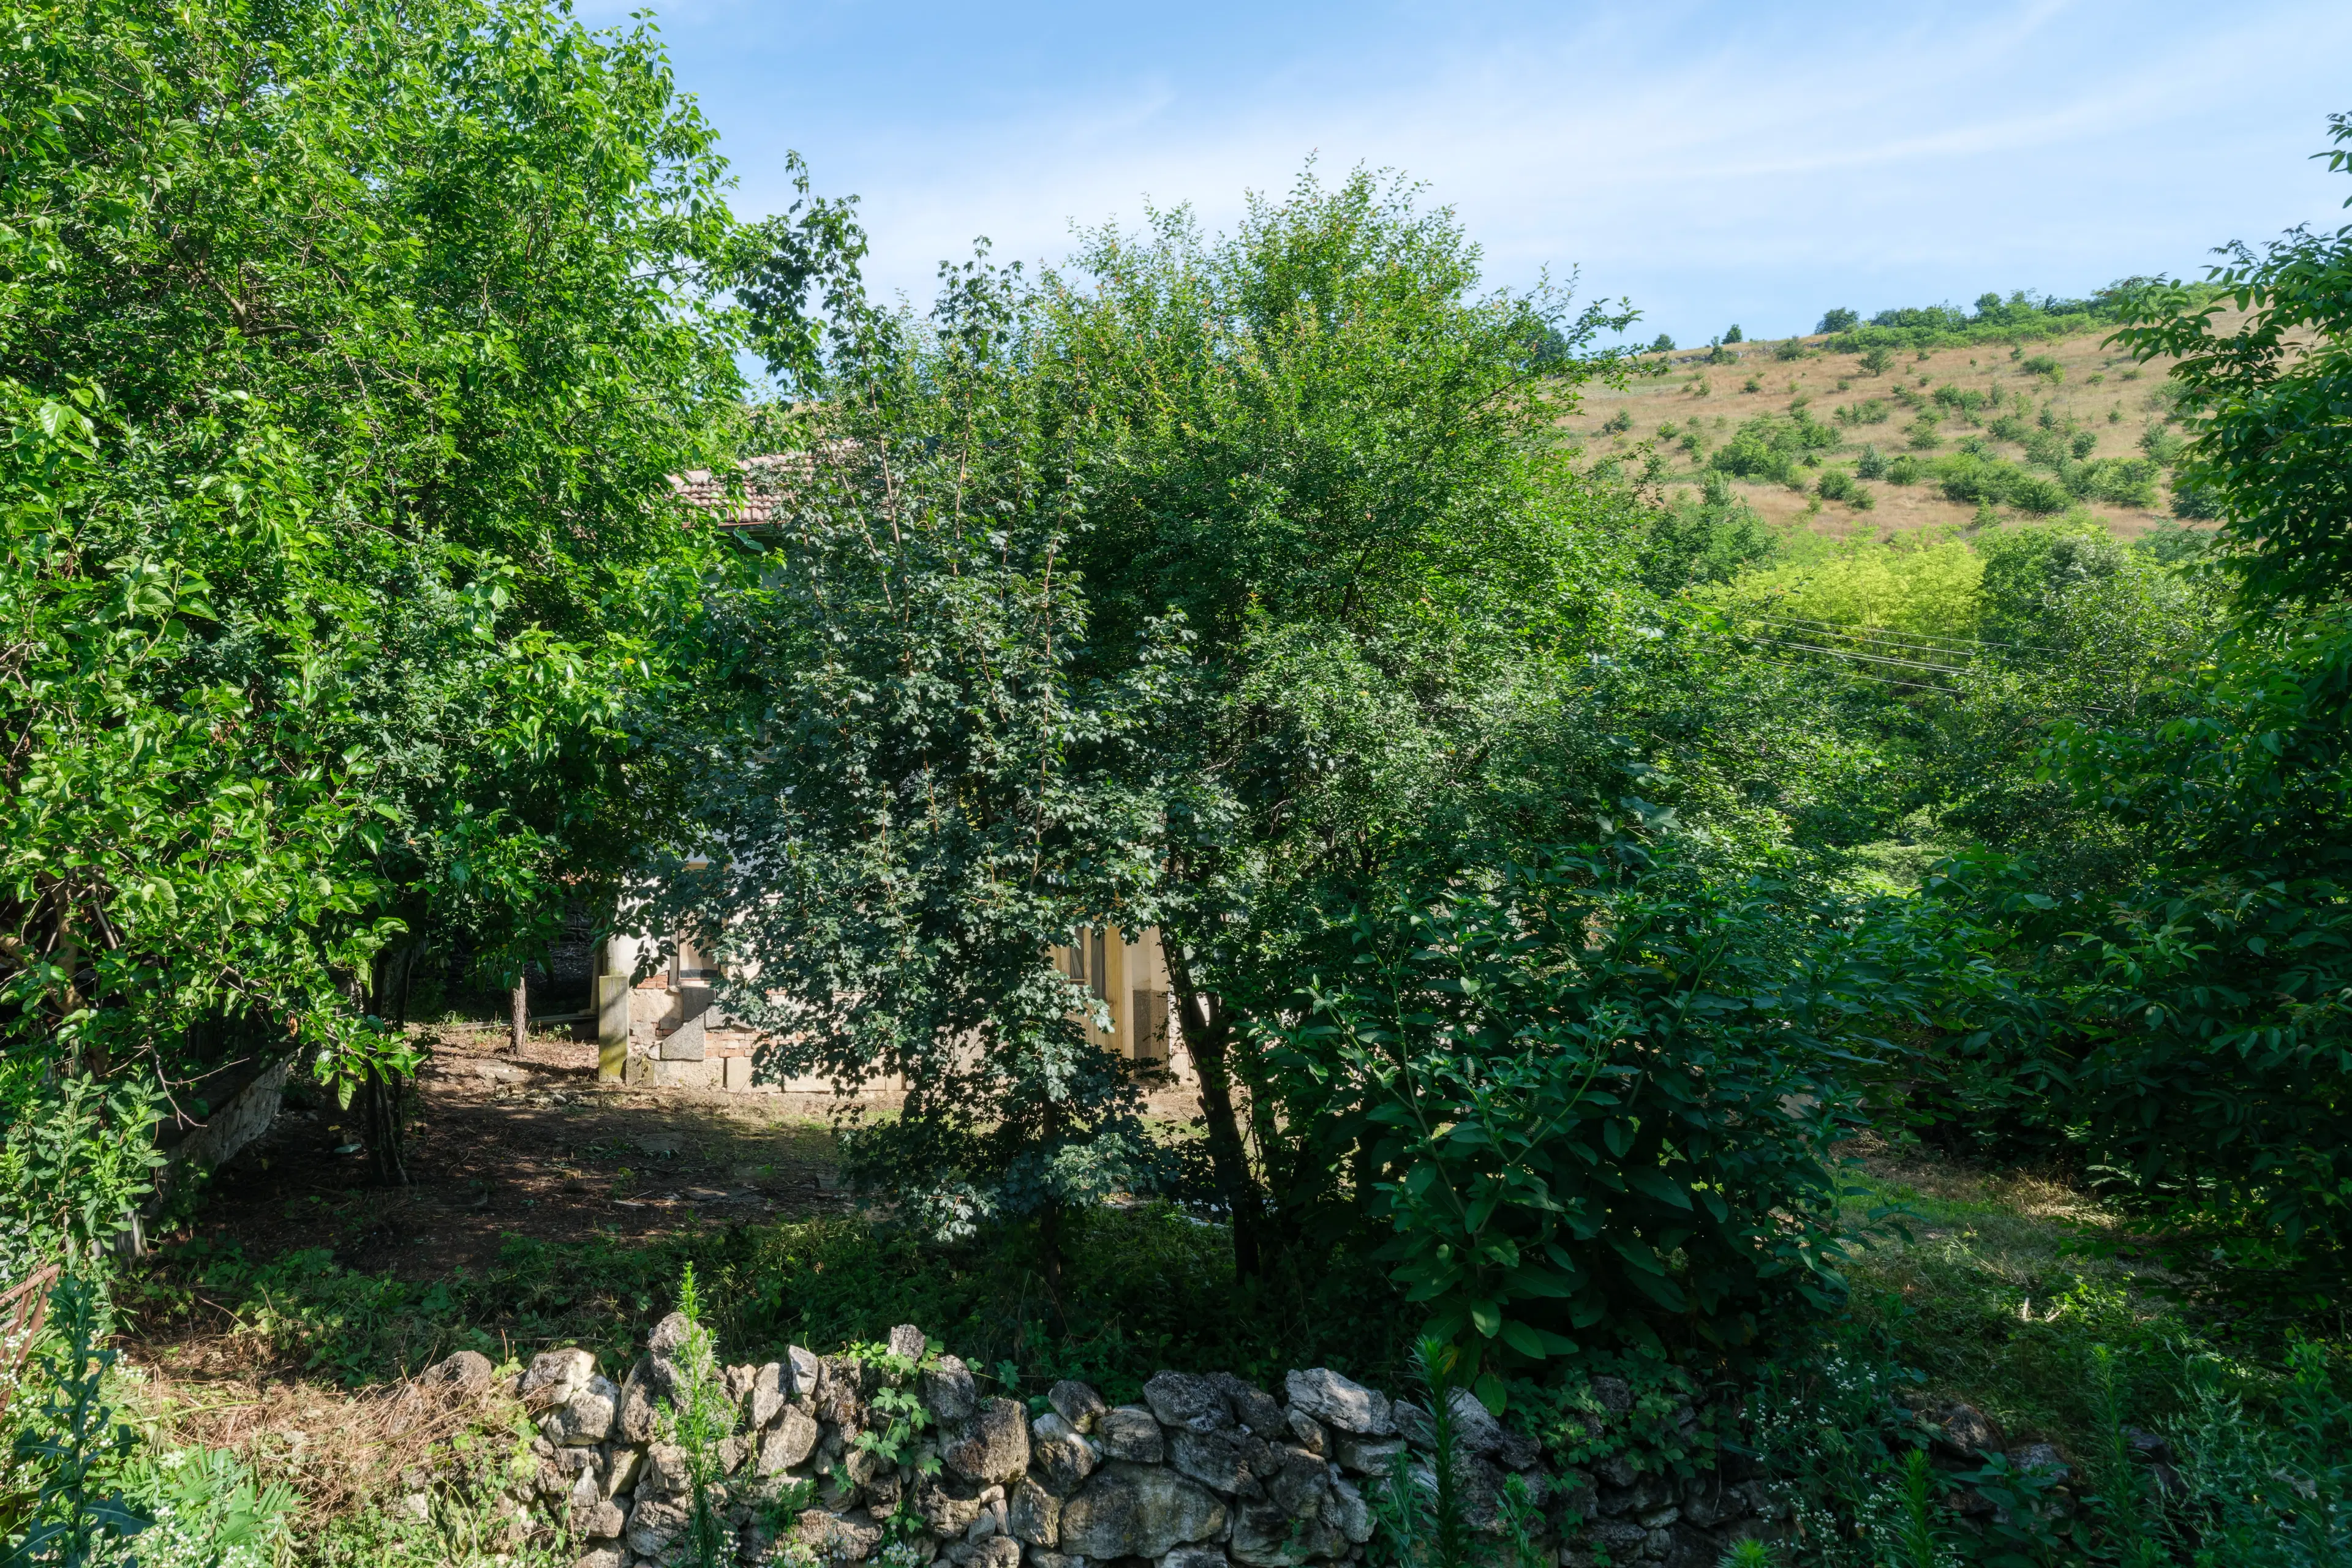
[360,943,419,1186]
[357,1065,409,1187]
[509,968,529,1055]
[1162,940,1265,1277]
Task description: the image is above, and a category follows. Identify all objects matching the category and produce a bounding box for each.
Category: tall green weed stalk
[662,1264,739,1568]
[3,1274,149,1567]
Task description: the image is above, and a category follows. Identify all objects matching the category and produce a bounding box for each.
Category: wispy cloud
[633,0,2352,341]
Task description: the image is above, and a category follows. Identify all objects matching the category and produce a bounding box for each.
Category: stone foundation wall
[417,1321,1777,1568]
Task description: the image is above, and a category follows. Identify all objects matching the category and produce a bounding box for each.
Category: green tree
[1934,114,2352,1260]
[2108,115,2352,606]
[1,0,753,1180]
[663,254,1175,1280]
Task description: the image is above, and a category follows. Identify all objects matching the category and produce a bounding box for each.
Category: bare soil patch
[171,1027,869,1281]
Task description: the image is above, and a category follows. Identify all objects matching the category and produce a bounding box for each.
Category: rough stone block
[723,1054,754,1091]
[652,1057,717,1088]
[660,1015,706,1061]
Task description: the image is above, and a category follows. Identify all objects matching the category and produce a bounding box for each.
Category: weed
[5,1275,150,1566]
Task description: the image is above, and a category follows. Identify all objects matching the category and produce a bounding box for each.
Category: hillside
[1564,309,2239,543]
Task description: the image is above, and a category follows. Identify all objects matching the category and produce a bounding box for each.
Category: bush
[1649,333,1675,353]
[1816,468,1858,503]
[1280,845,1910,1381]
[1885,455,1924,485]
[1834,399,1891,426]
[1818,308,1860,334]
[2138,424,2186,466]
[1708,412,1838,483]
[1774,337,1807,361]
[1600,408,1633,435]
[1854,445,1887,480]
[2021,354,2064,382]
[1724,324,1744,343]
[2172,479,2222,519]
[1860,346,1895,376]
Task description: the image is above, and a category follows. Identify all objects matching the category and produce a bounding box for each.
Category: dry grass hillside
[1562,311,2247,542]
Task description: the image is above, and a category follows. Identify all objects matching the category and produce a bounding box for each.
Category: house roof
[669,452,813,527]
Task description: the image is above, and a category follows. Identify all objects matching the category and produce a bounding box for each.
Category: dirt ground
[175,1027,1205,1281]
[175,1028,869,1280]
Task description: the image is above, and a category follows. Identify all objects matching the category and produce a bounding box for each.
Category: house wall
[600,925,1189,1093]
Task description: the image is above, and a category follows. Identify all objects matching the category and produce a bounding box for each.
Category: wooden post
[509,970,528,1055]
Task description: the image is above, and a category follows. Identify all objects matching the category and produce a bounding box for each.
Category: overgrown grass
[126,1203,1412,1404]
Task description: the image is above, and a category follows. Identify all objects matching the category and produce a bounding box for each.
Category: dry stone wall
[420,1321,1774,1568]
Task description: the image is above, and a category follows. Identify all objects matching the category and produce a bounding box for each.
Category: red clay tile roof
[669,453,813,527]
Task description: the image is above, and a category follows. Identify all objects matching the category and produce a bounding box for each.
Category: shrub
[1834,399,1891,426]
[1816,468,1858,503]
[1860,347,1895,375]
[1904,415,1942,451]
[1988,412,2032,443]
[2171,479,2222,519]
[2070,429,2098,459]
[1818,308,1860,334]
[1649,333,1675,353]
[1600,409,1633,435]
[1855,445,1887,480]
[2009,473,2071,513]
[1741,375,1761,393]
[1281,845,1908,1379]
[1708,412,1838,483]
[1774,337,1807,361]
[2021,354,2064,380]
[1724,324,1744,343]
[2138,424,2186,465]
[1886,455,1924,485]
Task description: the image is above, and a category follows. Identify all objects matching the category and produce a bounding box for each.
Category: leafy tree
[1024,170,1657,1272]
[2109,110,2352,606]
[1724,324,1745,343]
[1650,333,1676,353]
[663,254,1176,1280]
[1931,114,2352,1262]
[1818,308,1861,334]
[0,0,777,1198]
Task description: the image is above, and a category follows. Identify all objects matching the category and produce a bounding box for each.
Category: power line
[1744,612,2093,661]
[1763,640,1973,676]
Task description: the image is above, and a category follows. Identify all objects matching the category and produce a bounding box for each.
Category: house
[591,924,1184,1092]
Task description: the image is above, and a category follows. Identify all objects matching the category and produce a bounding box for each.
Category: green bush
[1886,455,1924,485]
[1817,308,1860,333]
[2138,424,2186,466]
[1278,844,1915,1382]
[1860,346,1895,376]
[1707,411,1838,483]
[1724,324,1744,343]
[1854,445,1887,480]
[1834,399,1891,426]
[1816,468,1859,503]
[1774,337,1807,361]
[1649,333,1675,353]
[2020,355,2064,381]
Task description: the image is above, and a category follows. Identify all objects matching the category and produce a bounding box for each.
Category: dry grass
[1562,313,2254,543]
[126,1354,520,1530]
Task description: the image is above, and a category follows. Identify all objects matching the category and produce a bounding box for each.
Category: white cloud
[679,0,2351,341]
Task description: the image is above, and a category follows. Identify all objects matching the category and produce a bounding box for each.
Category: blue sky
[594,0,2352,348]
